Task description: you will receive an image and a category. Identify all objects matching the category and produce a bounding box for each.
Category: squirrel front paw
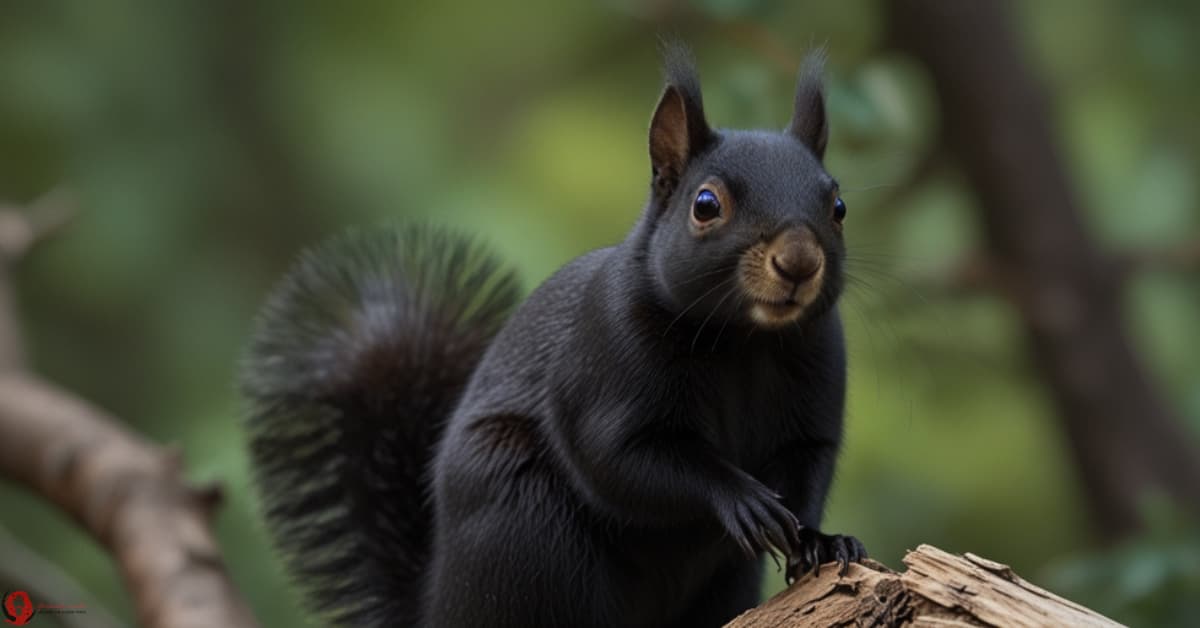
[713,480,801,558]
[785,528,867,582]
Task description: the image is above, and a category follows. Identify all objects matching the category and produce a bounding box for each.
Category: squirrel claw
[785,528,867,583]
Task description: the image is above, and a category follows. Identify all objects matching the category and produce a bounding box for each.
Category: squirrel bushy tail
[239,224,520,627]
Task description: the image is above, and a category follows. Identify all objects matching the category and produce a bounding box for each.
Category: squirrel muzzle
[740,226,826,328]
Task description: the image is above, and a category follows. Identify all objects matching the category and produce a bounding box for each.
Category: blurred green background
[1,0,1197,626]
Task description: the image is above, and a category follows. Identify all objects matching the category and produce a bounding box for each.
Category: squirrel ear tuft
[786,49,829,160]
[650,42,712,192]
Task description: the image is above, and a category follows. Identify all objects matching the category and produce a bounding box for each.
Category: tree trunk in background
[886,0,1200,540]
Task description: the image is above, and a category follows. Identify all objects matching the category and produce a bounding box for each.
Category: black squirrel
[241,44,865,628]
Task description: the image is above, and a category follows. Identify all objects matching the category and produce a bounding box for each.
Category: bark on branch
[0,374,259,628]
[0,202,260,628]
[728,545,1123,628]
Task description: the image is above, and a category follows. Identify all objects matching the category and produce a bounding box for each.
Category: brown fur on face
[738,227,826,328]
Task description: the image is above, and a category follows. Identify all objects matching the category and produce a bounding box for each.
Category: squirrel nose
[769,229,823,284]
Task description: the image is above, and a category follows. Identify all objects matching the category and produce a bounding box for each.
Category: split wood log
[727,544,1122,628]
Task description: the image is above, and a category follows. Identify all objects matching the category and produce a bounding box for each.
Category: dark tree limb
[0,202,260,628]
[886,0,1200,540]
[0,189,75,370]
[1114,234,1200,279]
[915,233,1200,297]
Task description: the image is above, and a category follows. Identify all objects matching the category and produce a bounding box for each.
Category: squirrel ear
[649,43,712,195]
[786,50,829,160]
[649,86,692,183]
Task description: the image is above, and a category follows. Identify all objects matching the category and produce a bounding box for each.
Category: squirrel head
[641,45,845,332]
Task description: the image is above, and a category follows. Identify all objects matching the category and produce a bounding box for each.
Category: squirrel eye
[833,197,847,223]
[692,189,722,223]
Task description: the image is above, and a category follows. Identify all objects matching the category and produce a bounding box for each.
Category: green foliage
[1046,501,1200,627]
[0,1,1196,625]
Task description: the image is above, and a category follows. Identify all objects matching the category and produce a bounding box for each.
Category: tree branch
[1115,234,1200,279]
[886,0,1200,539]
[912,233,1200,299]
[0,188,76,264]
[0,374,259,628]
[0,199,259,628]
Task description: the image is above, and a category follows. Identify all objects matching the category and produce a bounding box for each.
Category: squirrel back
[240,225,518,626]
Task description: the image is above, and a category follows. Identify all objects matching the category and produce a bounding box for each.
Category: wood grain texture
[727,545,1122,628]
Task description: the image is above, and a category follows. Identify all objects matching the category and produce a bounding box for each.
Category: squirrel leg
[569,432,802,558]
[427,418,620,628]
[760,439,868,581]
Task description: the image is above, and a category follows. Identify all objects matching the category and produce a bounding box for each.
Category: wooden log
[727,544,1122,627]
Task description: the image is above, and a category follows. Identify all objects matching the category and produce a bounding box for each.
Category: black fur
[660,40,712,154]
[243,46,864,628]
[241,225,519,626]
[786,49,829,158]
